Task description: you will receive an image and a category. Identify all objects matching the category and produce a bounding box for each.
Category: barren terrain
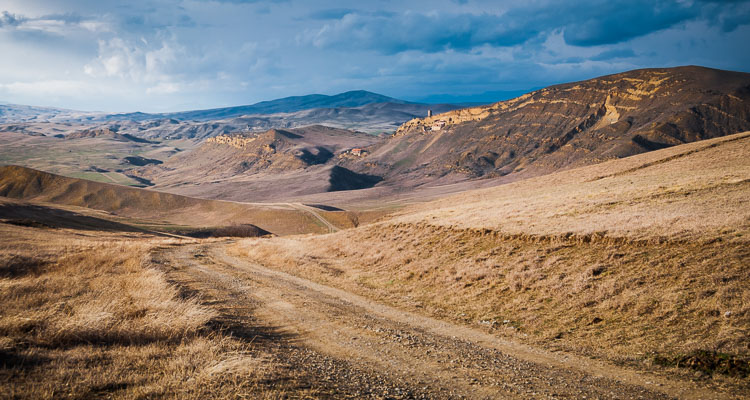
[2,131,748,398]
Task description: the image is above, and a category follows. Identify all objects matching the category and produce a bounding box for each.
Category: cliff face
[364,66,750,182]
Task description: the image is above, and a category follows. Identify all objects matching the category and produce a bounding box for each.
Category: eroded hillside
[139,125,384,201]
[351,66,750,187]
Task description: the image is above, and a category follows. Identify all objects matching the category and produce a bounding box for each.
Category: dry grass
[0,225,289,399]
[234,225,750,361]
[0,165,332,236]
[230,133,750,386]
[396,131,750,241]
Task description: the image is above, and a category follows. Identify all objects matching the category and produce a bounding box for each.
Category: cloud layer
[0,0,748,111]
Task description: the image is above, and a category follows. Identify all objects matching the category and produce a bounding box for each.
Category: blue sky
[1,0,749,112]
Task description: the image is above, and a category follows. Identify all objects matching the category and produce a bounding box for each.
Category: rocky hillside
[352,66,750,185]
[138,125,384,199]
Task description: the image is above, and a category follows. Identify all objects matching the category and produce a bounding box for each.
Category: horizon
[1,1,749,113]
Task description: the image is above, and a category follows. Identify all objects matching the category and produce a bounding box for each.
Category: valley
[2,66,749,399]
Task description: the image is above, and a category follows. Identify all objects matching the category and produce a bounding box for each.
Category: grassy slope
[0,165,337,236]
[0,224,304,399]
[231,132,750,384]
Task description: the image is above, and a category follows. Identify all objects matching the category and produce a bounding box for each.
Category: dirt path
[154,241,730,399]
[287,202,340,233]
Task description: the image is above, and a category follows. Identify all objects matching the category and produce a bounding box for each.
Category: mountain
[345,66,750,188]
[1,91,461,138]
[0,104,100,123]
[157,90,410,121]
[126,66,750,206]
[0,90,444,124]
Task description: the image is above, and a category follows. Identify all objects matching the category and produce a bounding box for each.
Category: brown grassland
[0,224,313,399]
[230,132,750,389]
[0,131,748,397]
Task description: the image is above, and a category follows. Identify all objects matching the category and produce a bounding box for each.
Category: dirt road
[153,241,729,399]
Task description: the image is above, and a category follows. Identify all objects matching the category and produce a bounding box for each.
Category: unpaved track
[287,203,340,233]
[154,242,730,399]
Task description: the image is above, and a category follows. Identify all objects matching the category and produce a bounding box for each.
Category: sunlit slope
[234,132,750,372]
[0,165,330,235]
[396,131,750,240]
[352,66,750,188]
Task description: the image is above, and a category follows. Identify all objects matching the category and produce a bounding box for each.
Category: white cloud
[84,35,184,86]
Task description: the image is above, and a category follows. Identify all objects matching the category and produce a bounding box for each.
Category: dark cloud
[308,8,357,20]
[556,1,698,46]
[308,0,750,54]
[0,11,25,27]
[308,12,546,54]
[591,48,637,61]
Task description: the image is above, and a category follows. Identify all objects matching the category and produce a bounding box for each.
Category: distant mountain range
[0,90,453,123]
[0,90,462,137]
[133,66,750,205]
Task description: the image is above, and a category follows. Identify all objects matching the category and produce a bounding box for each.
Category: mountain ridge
[0,90,440,124]
[351,65,750,187]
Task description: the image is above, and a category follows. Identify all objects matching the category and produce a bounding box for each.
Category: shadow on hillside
[0,202,146,233]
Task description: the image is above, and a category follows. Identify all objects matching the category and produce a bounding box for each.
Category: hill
[65,127,154,143]
[138,125,384,201]
[0,165,358,235]
[231,132,750,389]
[347,66,750,189]
[135,66,750,207]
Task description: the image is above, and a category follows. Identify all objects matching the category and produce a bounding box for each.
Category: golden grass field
[0,224,317,399]
[230,132,750,387]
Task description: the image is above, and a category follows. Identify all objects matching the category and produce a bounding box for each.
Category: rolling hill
[138,125,384,200]
[345,66,750,188]
[130,66,750,207]
[0,165,358,235]
[232,131,750,386]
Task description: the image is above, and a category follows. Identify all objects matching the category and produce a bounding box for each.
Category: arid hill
[0,165,357,235]
[65,127,154,143]
[127,66,750,206]
[139,125,384,201]
[232,132,750,394]
[348,66,750,188]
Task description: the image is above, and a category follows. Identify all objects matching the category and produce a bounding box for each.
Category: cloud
[0,79,100,98]
[0,11,24,27]
[559,1,698,46]
[304,11,545,54]
[591,48,637,61]
[307,8,357,20]
[84,35,184,85]
[305,0,750,54]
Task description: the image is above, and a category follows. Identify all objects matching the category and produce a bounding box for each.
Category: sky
[0,0,749,112]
